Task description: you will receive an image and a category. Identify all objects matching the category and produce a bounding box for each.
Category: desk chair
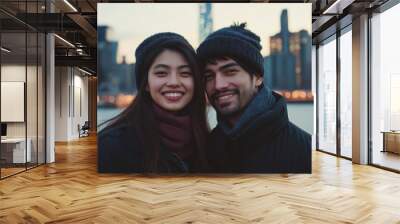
[78,121,90,138]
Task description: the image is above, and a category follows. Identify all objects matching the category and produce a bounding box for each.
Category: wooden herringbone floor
[1,135,400,223]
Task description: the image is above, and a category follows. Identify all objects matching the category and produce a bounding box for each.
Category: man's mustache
[211,89,239,101]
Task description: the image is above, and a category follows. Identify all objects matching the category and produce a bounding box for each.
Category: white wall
[1,65,26,142]
[1,65,32,138]
[1,64,26,81]
[55,67,69,141]
[1,63,46,164]
[55,67,89,141]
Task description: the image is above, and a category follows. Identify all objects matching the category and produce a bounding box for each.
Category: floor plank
[1,135,400,223]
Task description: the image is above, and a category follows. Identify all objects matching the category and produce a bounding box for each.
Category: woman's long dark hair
[100,41,209,172]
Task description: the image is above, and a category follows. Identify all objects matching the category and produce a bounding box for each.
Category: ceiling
[0,0,392,74]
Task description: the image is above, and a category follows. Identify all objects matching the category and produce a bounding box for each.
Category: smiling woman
[147,50,194,112]
[97,33,209,173]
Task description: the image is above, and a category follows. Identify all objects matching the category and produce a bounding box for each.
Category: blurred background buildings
[98,5,312,109]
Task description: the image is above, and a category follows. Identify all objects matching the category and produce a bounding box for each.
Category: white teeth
[218,94,233,100]
[164,92,183,97]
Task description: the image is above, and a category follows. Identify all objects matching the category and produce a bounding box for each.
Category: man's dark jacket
[207,86,311,173]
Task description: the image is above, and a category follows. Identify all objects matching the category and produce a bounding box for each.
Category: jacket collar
[216,86,289,140]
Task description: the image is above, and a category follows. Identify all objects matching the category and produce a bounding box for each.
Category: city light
[99,94,135,109]
[275,90,313,102]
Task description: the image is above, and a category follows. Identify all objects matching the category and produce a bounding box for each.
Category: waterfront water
[98,103,314,134]
[97,107,124,131]
[287,103,314,134]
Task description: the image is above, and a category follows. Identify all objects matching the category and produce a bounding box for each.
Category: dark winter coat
[97,124,194,173]
[207,87,312,173]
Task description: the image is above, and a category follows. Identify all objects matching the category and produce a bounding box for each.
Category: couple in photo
[98,23,311,173]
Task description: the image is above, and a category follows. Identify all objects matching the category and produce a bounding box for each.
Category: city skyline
[98,8,312,106]
[98,3,311,64]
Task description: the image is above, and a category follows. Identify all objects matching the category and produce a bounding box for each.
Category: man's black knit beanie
[197,23,264,76]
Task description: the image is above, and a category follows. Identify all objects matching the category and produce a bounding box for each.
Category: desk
[381,131,400,154]
[1,138,31,163]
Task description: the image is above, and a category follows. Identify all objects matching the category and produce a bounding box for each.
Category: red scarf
[152,103,195,160]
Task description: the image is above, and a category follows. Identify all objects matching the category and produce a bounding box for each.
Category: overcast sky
[98,3,311,64]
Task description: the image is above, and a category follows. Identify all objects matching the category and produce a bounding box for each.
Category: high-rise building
[265,9,311,91]
[98,26,119,96]
[199,3,213,43]
[98,26,136,97]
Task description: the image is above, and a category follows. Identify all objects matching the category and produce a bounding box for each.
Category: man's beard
[210,88,242,117]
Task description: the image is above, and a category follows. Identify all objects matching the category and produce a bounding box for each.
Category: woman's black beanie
[134,32,194,88]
